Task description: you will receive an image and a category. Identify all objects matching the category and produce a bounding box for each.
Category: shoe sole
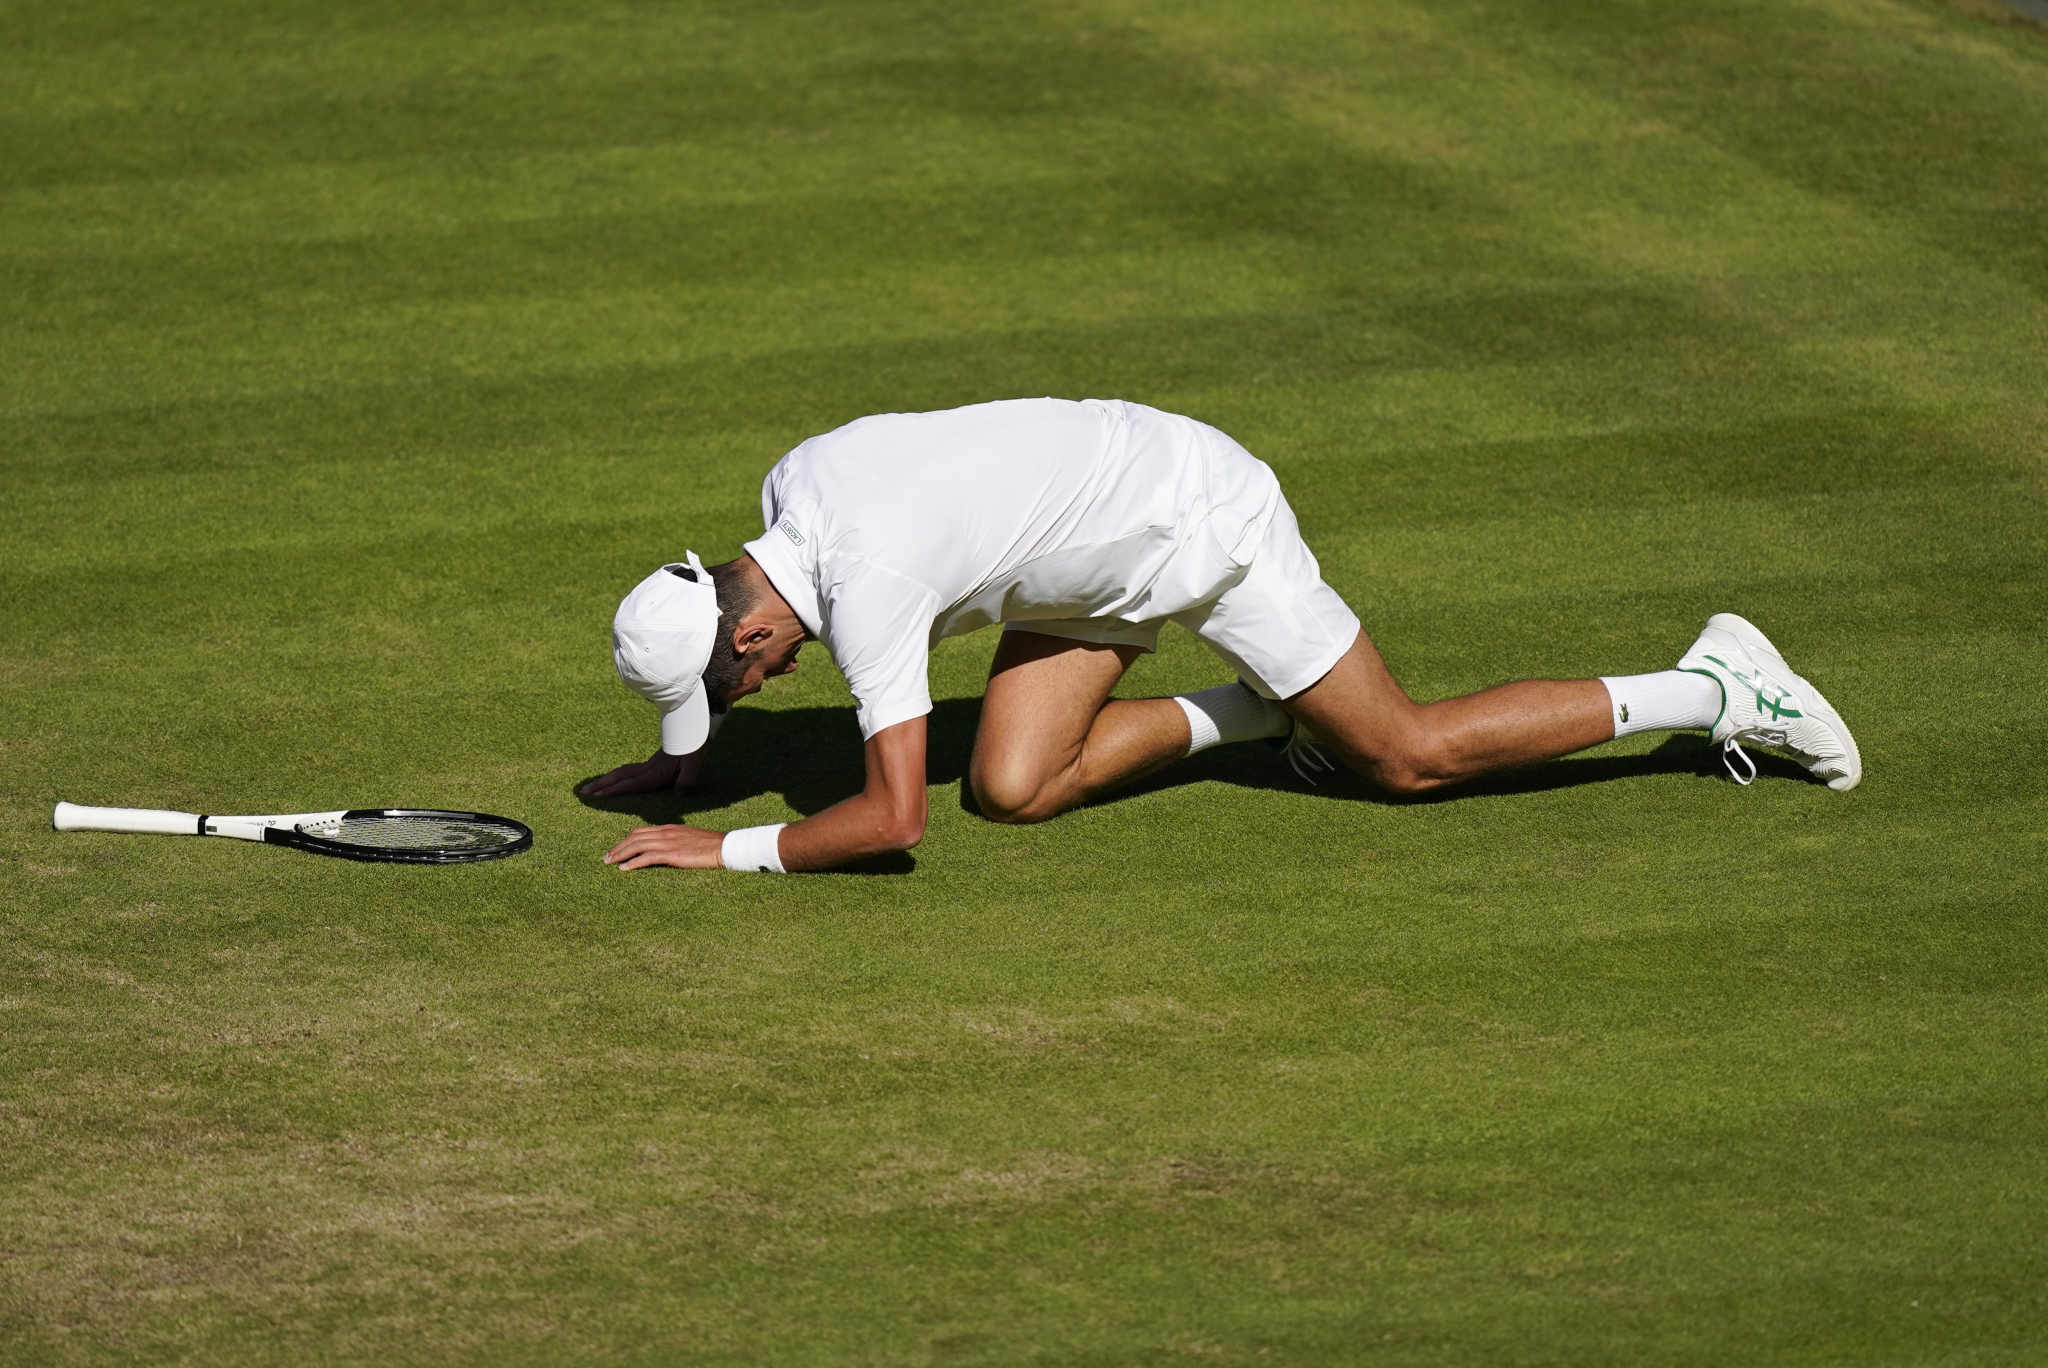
[1705,613,1862,792]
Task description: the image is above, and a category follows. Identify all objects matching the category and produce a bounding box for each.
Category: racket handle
[53,802,204,836]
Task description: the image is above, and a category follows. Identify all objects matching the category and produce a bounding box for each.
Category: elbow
[878,797,926,853]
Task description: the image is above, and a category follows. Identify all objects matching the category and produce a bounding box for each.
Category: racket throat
[200,811,348,842]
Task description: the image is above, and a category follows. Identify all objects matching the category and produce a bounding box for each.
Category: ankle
[1600,670,1722,739]
[1176,682,1291,754]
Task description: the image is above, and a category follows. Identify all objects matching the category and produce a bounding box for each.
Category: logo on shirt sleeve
[778,517,806,547]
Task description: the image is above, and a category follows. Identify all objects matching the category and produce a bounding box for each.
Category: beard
[698,647,750,713]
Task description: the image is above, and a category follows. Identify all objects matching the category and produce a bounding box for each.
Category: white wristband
[720,823,788,873]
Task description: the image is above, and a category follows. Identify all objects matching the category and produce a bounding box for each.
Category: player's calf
[971,694,1194,823]
[1283,635,1616,794]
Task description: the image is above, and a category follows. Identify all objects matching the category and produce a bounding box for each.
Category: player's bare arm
[603,718,927,872]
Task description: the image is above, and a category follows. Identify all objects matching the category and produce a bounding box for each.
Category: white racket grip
[53,802,204,836]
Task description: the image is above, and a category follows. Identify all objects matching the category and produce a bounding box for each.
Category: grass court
[3,0,2046,1361]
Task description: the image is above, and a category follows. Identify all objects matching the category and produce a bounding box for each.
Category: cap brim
[658,687,711,756]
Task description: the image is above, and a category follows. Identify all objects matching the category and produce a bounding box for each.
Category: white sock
[1600,671,1722,739]
[1175,682,1292,754]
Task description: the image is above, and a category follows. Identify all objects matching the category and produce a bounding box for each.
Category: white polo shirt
[742,398,1282,739]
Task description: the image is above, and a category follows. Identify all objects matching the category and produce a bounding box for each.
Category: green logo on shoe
[1705,654,1803,722]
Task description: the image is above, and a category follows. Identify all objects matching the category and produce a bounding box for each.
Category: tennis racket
[52,802,532,865]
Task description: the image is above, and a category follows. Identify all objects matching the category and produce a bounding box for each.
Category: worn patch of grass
[2,0,2045,1362]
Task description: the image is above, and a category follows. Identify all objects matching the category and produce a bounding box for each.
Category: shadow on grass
[575,699,1822,862]
[570,700,993,876]
[1117,726,1817,806]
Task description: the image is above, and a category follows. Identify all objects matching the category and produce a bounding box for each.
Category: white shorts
[1005,440,1360,702]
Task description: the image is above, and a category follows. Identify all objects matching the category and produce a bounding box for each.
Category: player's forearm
[775,789,925,870]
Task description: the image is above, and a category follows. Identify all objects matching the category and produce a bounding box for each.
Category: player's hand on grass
[602,822,726,870]
[579,747,705,798]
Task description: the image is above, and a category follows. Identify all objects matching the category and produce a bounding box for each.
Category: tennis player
[583,399,1859,872]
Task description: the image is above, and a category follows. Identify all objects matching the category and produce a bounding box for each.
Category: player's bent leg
[970,631,1191,823]
[1282,631,1614,794]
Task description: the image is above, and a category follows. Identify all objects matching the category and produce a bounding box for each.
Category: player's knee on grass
[1368,763,1442,797]
[969,761,1063,825]
[1367,731,1468,795]
[1311,722,1457,796]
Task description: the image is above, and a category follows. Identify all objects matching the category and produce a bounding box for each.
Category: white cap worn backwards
[612,551,722,756]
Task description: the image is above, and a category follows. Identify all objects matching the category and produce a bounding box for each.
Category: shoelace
[1721,737,1756,786]
[1722,726,1794,786]
[1278,724,1338,784]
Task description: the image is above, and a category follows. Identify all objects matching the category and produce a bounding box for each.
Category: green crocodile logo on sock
[1704,654,1803,722]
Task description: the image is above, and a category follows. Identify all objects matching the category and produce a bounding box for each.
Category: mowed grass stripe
[0,149,1151,260]
[0,251,1321,414]
[1,288,1917,454]
[0,7,1229,180]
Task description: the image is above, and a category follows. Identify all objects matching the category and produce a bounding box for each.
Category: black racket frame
[260,808,534,865]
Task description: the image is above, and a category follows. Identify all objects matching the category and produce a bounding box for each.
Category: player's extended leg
[969,630,1193,823]
[1283,630,1613,794]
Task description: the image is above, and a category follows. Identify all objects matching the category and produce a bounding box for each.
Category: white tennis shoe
[1677,613,1861,791]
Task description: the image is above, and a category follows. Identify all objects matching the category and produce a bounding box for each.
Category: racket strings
[331,814,525,852]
